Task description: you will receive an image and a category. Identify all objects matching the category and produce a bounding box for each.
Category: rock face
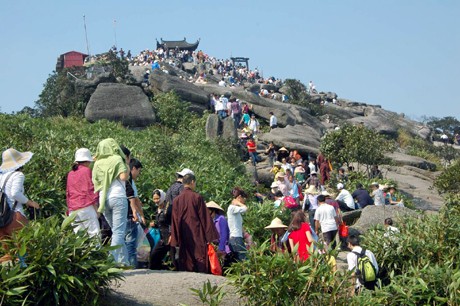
[385,152,436,171]
[205,114,237,141]
[259,125,322,155]
[85,83,155,127]
[352,205,419,233]
[149,70,209,112]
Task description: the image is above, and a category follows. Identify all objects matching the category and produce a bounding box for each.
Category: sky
[1,0,459,121]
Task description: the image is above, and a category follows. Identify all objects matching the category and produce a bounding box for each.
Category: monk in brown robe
[170,173,219,273]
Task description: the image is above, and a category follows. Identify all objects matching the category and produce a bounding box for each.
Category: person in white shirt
[314,195,339,249]
[383,218,400,238]
[227,187,248,261]
[269,112,278,129]
[347,235,379,292]
[0,148,40,264]
[370,182,385,206]
[335,183,355,211]
[218,78,226,87]
[248,114,260,136]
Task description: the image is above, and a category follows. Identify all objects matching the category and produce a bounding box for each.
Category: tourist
[302,185,318,226]
[288,210,314,261]
[66,148,100,237]
[218,78,226,87]
[206,201,230,259]
[337,167,348,183]
[335,183,355,211]
[165,168,194,225]
[125,158,146,268]
[294,165,306,185]
[0,148,40,264]
[248,114,260,136]
[276,173,289,196]
[318,157,331,190]
[347,235,379,292]
[265,218,290,253]
[441,133,449,145]
[215,96,227,119]
[307,158,318,175]
[305,171,320,190]
[314,195,340,249]
[269,112,278,130]
[227,187,248,261]
[246,135,258,166]
[370,182,385,206]
[265,142,276,168]
[369,165,383,179]
[351,183,374,209]
[385,186,404,207]
[170,173,219,273]
[277,147,290,162]
[383,217,400,238]
[230,98,242,129]
[149,189,170,270]
[92,138,130,265]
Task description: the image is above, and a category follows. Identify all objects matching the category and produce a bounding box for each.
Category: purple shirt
[214,214,230,253]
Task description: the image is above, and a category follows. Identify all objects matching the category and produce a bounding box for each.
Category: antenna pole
[83,15,90,55]
[113,19,117,49]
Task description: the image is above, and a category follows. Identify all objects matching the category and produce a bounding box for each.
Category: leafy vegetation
[189,280,226,306]
[320,124,395,175]
[435,160,460,195]
[0,215,124,305]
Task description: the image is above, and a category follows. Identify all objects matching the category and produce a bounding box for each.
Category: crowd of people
[0,136,404,293]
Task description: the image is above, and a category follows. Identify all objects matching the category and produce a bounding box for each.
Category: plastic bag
[136,227,151,263]
[208,244,222,276]
[339,222,349,238]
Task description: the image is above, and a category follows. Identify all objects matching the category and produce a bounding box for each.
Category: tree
[435,160,460,195]
[320,124,395,174]
[425,116,460,135]
[34,67,87,117]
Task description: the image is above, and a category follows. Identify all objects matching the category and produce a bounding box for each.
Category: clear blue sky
[1,0,459,120]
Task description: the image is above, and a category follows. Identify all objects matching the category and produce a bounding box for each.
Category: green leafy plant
[1,215,124,305]
[190,280,226,306]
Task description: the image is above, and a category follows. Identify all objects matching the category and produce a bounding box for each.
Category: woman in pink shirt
[66,148,100,237]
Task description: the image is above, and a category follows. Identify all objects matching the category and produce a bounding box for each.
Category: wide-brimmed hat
[270,181,279,188]
[278,147,289,152]
[294,166,305,173]
[240,133,248,139]
[321,190,332,197]
[277,172,286,178]
[176,168,194,177]
[370,182,379,187]
[0,148,33,172]
[274,161,282,167]
[265,217,287,229]
[206,201,224,212]
[74,148,93,163]
[304,185,318,194]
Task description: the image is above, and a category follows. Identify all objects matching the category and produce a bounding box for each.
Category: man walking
[314,195,340,249]
[347,235,379,293]
[170,174,219,273]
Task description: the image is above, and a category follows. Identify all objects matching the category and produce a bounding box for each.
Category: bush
[227,242,352,305]
[0,215,123,305]
[435,160,460,195]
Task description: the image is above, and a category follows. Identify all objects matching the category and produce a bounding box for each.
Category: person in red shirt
[66,148,100,237]
[288,210,314,261]
[246,135,258,166]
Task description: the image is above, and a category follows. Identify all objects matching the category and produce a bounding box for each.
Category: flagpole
[113,19,117,49]
[83,15,90,55]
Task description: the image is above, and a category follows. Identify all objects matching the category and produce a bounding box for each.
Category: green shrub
[227,242,352,306]
[1,215,124,305]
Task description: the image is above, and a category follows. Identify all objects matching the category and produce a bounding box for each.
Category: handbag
[339,222,349,238]
[208,244,222,276]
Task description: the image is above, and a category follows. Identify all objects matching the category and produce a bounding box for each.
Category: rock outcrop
[352,205,419,233]
[149,70,209,113]
[85,83,155,127]
[205,114,237,141]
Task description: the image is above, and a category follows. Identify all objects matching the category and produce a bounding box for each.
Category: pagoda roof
[156,38,200,51]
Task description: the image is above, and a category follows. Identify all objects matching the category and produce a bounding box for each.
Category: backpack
[352,249,377,284]
[0,173,17,228]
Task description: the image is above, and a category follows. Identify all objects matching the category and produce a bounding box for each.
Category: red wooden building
[56,51,88,71]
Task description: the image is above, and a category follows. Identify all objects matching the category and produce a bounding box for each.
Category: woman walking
[66,148,100,237]
[0,148,40,263]
[92,138,129,265]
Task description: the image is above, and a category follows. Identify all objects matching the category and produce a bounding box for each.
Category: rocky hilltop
[81,59,443,211]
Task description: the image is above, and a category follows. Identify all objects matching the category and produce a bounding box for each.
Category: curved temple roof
[156,37,200,51]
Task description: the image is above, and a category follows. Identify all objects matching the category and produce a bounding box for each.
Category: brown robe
[170,187,219,273]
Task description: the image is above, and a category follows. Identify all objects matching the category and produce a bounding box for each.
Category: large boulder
[149,70,209,112]
[259,124,322,156]
[352,205,419,233]
[85,83,155,127]
[205,114,221,140]
[221,117,238,140]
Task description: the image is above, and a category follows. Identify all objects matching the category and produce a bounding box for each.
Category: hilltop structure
[56,51,88,71]
[156,38,200,51]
